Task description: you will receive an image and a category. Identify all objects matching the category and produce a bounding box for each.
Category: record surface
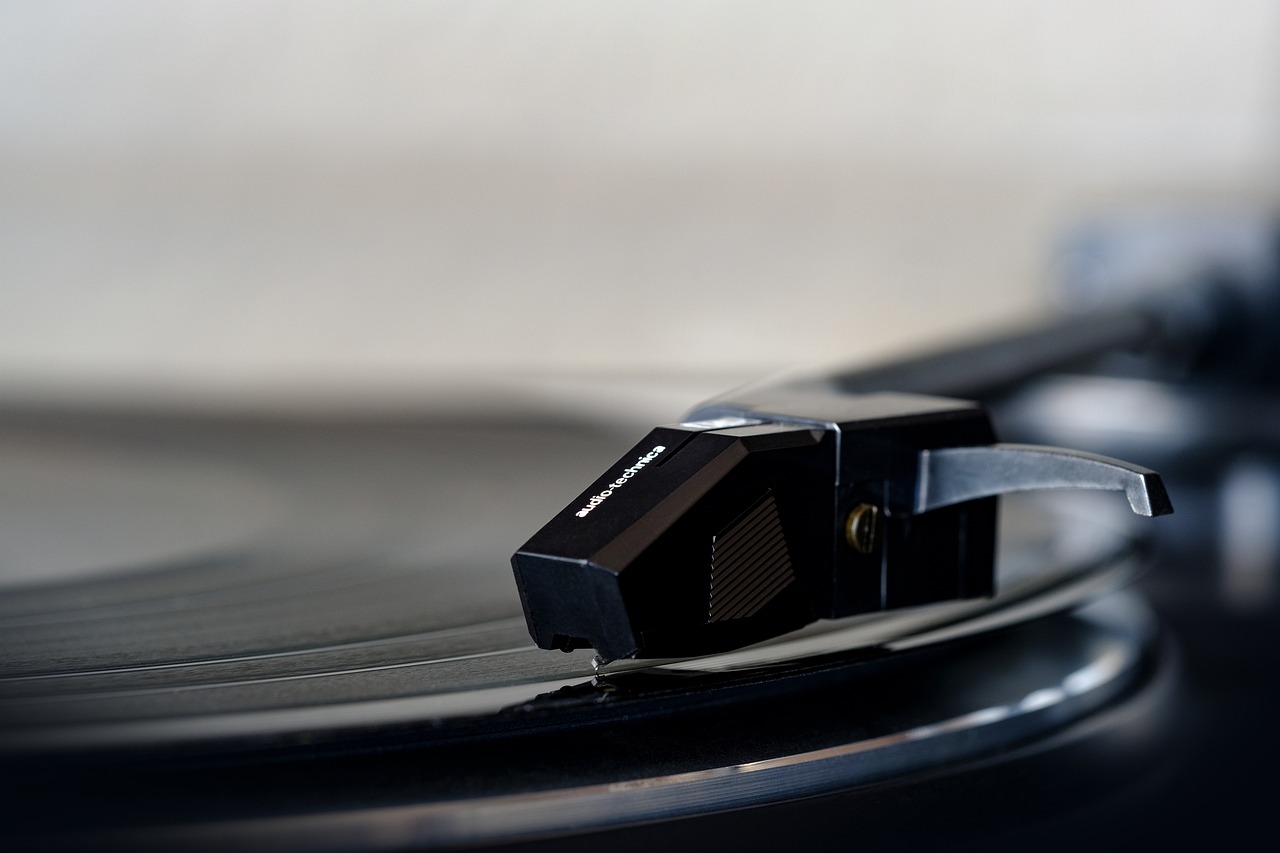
[0,407,1167,848]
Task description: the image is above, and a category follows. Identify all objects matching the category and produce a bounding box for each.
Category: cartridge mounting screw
[845,503,880,555]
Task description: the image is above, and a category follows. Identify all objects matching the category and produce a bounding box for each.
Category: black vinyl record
[0,407,1176,850]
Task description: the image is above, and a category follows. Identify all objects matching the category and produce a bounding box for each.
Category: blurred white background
[1,1,1277,413]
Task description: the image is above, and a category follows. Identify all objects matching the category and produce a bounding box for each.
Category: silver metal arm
[916,443,1174,517]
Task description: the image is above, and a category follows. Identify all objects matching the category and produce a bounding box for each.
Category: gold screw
[845,503,880,554]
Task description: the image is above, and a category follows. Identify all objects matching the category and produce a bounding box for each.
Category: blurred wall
[1,1,1277,408]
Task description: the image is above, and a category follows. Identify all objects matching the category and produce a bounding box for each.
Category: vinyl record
[0,407,1170,849]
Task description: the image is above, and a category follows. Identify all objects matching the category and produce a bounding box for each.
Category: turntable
[2,215,1279,851]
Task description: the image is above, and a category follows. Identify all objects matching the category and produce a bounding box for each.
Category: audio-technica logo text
[575,446,666,518]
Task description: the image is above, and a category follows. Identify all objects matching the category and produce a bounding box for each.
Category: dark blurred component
[982,212,1280,850]
[1056,212,1280,385]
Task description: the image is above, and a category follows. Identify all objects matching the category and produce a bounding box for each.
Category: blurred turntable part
[1219,457,1280,610]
